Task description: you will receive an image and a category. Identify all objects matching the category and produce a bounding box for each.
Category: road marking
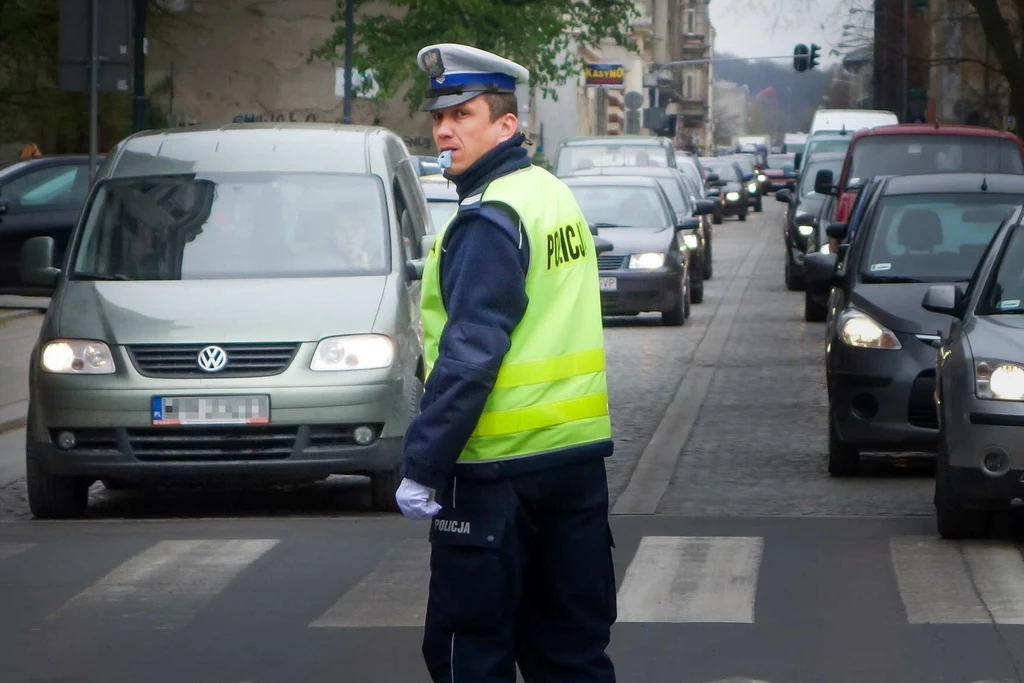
[891,537,1024,624]
[616,536,763,623]
[48,539,278,628]
[310,540,430,628]
[0,543,34,562]
[613,224,771,515]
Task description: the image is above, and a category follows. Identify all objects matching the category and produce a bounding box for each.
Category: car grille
[127,342,300,378]
[126,425,298,461]
[597,255,625,270]
[908,370,938,429]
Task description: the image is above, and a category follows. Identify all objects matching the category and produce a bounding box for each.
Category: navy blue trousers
[422,458,617,683]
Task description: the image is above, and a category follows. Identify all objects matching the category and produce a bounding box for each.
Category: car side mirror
[814,169,835,196]
[420,234,436,254]
[676,216,701,231]
[20,235,60,286]
[706,188,721,197]
[804,251,839,286]
[705,172,720,183]
[922,283,964,316]
[694,199,715,215]
[405,259,425,280]
[795,211,817,227]
[775,188,792,203]
[825,222,848,241]
[589,223,599,236]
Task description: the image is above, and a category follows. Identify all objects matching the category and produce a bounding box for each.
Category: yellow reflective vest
[420,165,611,465]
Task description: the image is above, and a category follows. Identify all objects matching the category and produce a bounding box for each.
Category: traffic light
[809,43,821,69]
[793,43,809,72]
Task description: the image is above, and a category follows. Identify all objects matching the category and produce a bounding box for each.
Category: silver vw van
[18,123,434,518]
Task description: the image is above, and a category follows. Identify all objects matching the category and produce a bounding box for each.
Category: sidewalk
[0,307,44,433]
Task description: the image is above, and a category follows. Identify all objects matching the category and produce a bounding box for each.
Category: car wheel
[703,245,713,280]
[785,250,805,291]
[739,211,747,222]
[662,276,686,326]
[755,198,763,212]
[935,433,992,539]
[713,211,722,225]
[370,376,423,512]
[804,287,827,321]
[26,438,89,519]
[827,412,859,477]
[691,278,704,304]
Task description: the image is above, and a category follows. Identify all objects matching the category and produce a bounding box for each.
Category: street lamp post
[343,0,354,124]
[901,0,909,122]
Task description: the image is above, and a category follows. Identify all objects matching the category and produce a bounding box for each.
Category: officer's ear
[496,113,518,142]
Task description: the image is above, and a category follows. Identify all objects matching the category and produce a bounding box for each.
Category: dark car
[700,158,749,221]
[0,155,95,296]
[562,175,696,326]
[793,129,854,173]
[553,135,678,176]
[804,172,1024,477]
[725,155,763,212]
[775,151,847,291]
[559,165,715,303]
[923,204,1024,538]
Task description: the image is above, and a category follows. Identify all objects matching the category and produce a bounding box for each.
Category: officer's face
[431,97,518,175]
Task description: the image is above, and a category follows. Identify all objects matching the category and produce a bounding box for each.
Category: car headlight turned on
[757,174,766,182]
[975,360,1024,400]
[747,183,758,193]
[819,243,831,254]
[726,191,740,201]
[682,233,699,250]
[838,310,902,349]
[629,252,665,269]
[41,340,116,374]
[310,334,395,371]
[798,224,814,237]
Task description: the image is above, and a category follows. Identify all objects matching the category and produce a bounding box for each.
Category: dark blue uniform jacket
[401,133,614,492]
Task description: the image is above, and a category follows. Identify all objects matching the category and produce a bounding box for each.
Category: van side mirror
[20,236,60,286]
[814,169,835,195]
[826,222,848,241]
[922,284,964,316]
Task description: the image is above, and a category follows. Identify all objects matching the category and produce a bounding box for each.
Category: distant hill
[712,50,830,132]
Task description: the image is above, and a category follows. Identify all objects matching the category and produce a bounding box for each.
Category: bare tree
[713,108,743,144]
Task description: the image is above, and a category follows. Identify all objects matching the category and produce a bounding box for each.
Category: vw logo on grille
[197,345,228,372]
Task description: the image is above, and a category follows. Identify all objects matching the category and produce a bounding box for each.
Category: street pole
[901,0,908,122]
[132,0,147,132]
[342,0,353,124]
[89,0,99,182]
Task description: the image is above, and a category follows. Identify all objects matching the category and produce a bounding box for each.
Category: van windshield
[845,135,1024,189]
[70,172,390,281]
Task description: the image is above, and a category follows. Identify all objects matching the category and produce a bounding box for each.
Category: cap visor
[421,91,483,112]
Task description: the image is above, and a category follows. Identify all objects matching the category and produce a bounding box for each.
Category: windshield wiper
[862,274,925,283]
[590,222,626,228]
[73,272,131,281]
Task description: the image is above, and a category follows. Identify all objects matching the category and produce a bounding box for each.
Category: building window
[686,8,696,33]
[686,74,695,99]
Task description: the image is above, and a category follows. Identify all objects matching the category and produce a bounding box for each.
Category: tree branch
[966,0,1024,80]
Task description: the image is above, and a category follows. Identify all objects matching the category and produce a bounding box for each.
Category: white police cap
[417,43,530,112]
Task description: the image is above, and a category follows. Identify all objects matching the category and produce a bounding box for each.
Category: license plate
[599,277,617,291]
[152,395,270,426]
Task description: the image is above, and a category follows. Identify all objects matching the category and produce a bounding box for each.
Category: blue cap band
[430,72,516,91]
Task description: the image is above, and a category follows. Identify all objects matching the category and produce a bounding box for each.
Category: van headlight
[682,233,699,250]
[838,310,901,349]
[629,252,665,269]
[975,360,1024,401]
[311,334,394,371]
[40,340,116,374]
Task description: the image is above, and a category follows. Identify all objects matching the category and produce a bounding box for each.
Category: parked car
[803,172,1024,477]
[700,158,750,221]
[775,151,847,291]
[553,135,678,176]
[793,129,854,173]
[558,165,714,303]
[561,175,696,325]
[18,123,434,518]
[0,155,97,296]
[924,204,1024,538]
[420,173,458,231]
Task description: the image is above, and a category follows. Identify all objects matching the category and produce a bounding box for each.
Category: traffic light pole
[651,54,800,70]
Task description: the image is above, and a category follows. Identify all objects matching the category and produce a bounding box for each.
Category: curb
[0,309,41,324]
[0,400,28,435]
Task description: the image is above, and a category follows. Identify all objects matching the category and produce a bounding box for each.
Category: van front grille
[127,342,299,378]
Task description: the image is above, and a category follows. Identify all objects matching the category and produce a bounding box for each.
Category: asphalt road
[2,201,1024,683]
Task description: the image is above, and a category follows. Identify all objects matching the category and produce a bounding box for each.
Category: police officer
[395,43,617,683]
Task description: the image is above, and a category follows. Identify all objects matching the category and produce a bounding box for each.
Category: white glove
[395,477,442,519]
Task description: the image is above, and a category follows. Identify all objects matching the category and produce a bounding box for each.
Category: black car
[775,151,847,291]
[700,158,750,221]
[793,130,854,173]
[725,155,763,212]
[804,172,1024,476]
[0,155,94,296]
[562,175,700,326]
[559,165,715,303]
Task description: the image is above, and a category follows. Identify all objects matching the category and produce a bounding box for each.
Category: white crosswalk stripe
[615,536,763,623]
[0,543,35,563]
[891,536,1024,624]
[46,539,278,629]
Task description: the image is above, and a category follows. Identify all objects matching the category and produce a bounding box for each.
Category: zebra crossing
[4,533,1024,632]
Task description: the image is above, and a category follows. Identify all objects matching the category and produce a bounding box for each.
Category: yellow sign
[585,64,625,88]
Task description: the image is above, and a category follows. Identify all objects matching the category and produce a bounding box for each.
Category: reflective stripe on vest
[419,165,611,463]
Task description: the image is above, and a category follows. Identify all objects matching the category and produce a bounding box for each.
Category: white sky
[708,0,874,67]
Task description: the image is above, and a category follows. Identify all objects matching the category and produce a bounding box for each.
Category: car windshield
[785,142,805,155]
[980,226,1024,314]
[556,145,670,175]
[568,185,671,228]
[860,192,1022,283]
[704,162,739,182]
[652,177,689,218]
[71,172,390,281]
[806,138,851,159]
[767,154,793,168]
[846,135,1024,189]
[428,200,458,230]
[800,158,844,198]
[731,157,756,173]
